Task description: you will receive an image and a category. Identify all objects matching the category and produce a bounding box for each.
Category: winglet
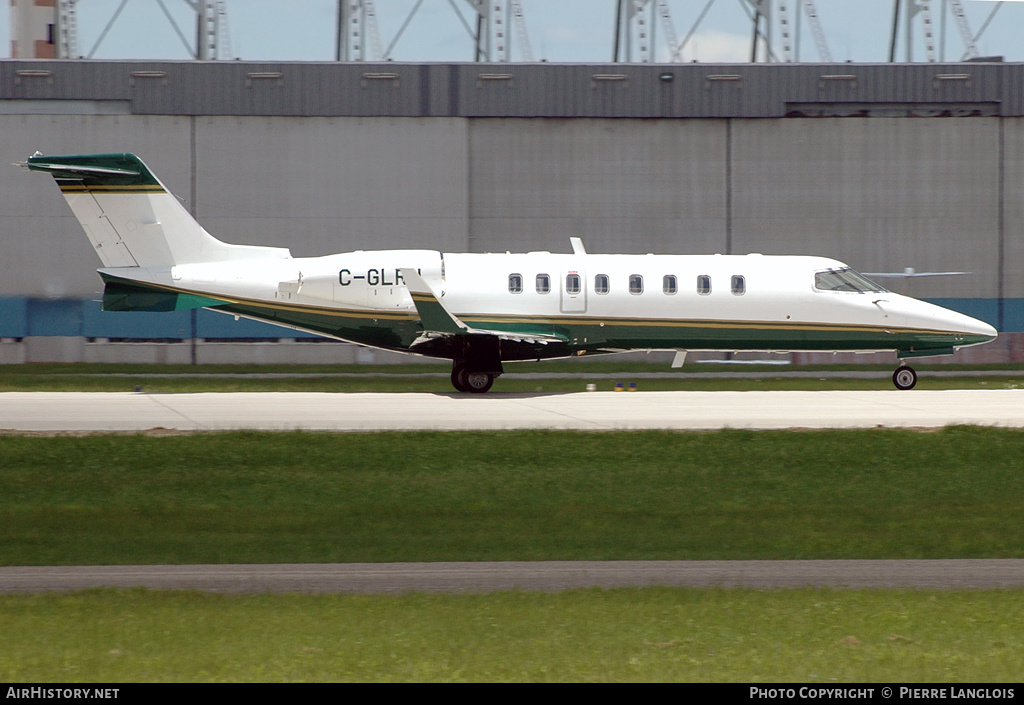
[26,152,160,188]
[400,268,468,335]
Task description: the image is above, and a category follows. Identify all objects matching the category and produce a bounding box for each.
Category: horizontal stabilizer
[866,269,969,278]
[101,274,226,313]
[26,161,143,179]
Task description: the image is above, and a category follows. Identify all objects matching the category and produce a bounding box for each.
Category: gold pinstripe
[109,276,962,339]
[458,314,955,338]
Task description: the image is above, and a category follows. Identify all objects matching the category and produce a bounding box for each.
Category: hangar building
[1,60,1021,364]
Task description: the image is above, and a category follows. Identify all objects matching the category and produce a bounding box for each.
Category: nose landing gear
[892,365,918,390]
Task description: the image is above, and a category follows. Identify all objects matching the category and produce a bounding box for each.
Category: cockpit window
[814,268,888,293]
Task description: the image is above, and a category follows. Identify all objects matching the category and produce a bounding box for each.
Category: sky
[2,0,1023,64]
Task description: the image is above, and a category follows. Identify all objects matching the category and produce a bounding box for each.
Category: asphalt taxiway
[2,389,1023,432]
[3,560,1024,594]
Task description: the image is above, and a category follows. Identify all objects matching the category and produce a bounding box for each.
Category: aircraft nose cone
[905,298,998,347]
[967,317,998,341]
[943,308,997,342]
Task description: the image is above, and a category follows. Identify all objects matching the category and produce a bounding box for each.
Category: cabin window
[536,273,550,294]
[594,274,610,294]
[663,275,677,295]
[565,273,581,295]
[629,274,644,295]
[731,275,745,295]
[697,275,711,295]
[509,273,523,294]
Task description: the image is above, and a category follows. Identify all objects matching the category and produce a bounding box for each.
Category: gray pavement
[3,560,1024,594]
[2,389,1023,432]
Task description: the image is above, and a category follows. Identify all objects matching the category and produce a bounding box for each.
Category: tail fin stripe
[58,184,165,194]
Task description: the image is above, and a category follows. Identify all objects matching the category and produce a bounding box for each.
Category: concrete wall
[194,116,470,257]
[2,113,193,298]
[467,118,727,255]
[730,117,1000,300]
[2,109,1021,362]
[2,114,468,297]
[4,113,1010,295]
[1004,119,1024,301]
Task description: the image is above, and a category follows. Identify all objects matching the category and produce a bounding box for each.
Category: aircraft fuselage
[99,249,996,363]
[26,152,997,393]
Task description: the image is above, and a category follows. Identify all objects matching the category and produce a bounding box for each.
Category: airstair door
[560,269,587,313]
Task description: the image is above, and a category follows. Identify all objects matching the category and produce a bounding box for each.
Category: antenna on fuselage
[569,237,587,255]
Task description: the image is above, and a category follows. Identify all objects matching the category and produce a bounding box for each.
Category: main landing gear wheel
[892,366,918,391]
[451,364,495,394]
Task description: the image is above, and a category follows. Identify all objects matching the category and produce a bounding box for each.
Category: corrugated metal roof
[1,60,1022,118]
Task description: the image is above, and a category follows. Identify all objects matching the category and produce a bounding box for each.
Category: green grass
[4,426,1023,682]
[2,428,1022,565]
[2,588,1022,682]
[2,362,1023,392]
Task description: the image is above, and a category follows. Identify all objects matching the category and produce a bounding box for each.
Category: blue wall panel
[925,298,1000,329]
[4,297,317,339]
[82,299,192,339]
[1000,299,1024,333]
[196,309,317,339]
[0,297,28,337]
[25,299,83,336]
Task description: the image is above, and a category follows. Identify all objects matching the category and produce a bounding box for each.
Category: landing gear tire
[892,366,917,391]
[459,369,494,394]
[451,364,495,394]
[451,365,469,392]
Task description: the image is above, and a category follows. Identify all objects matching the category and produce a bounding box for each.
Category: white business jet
[24,153,997,393]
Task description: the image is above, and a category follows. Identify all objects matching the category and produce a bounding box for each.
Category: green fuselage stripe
[100,275,982,357]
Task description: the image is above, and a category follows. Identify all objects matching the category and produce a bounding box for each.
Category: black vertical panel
[448,63,460,117]
[419,64,431,117]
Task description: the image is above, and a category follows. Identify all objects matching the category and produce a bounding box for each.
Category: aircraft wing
[401,267,468,335]
[400,268,566,345]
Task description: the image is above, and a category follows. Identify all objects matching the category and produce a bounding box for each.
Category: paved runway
[3,560,1024,594]
[1,389,1023,432]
